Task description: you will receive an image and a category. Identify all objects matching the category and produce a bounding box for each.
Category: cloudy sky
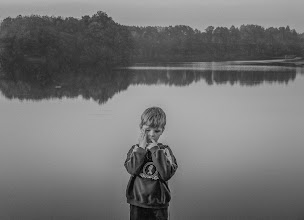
[0,0,303,33]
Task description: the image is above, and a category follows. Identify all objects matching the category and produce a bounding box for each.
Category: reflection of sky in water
[1,63,304,219]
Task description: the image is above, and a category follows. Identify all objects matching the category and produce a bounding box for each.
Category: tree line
[0,11,134,76]
[129,25,304,62]
[0,11,304,77]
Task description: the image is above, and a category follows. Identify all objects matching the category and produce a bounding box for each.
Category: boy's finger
[150,138,156,143]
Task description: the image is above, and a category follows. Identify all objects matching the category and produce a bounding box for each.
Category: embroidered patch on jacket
[139,162,159,180]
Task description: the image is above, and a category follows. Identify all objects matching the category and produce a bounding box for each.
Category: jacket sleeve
[150,145,178,181]
[124,145,147,175]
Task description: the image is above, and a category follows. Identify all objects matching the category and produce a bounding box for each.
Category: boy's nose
[148,130,155,137]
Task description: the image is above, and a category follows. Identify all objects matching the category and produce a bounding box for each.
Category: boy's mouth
[147,137,154,143]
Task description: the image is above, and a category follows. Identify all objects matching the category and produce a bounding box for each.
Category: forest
[0,11,134,77]
[129,25,304,62]
[0,11,304,77]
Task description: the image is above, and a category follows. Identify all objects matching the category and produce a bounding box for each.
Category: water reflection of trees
[212,70,296,85]
[0,70,132,104]
[0,67,297,104]
[129,68,296,86]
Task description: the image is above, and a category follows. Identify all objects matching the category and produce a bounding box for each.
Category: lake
[0,62,304,220]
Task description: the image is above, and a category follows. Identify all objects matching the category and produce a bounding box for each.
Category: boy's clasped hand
[138,129,158,150]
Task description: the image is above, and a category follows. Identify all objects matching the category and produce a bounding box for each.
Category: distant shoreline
[231,57,304,67]
[130,57,304,67]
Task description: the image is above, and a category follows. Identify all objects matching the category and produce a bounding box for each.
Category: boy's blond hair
[140,107,166,130]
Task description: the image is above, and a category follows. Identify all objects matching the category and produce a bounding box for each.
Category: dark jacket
[124,143,178,208]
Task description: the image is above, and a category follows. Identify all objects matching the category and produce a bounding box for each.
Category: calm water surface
[1,62,304,219]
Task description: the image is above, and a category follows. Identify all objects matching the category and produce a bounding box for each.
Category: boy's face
[141,124,163,143]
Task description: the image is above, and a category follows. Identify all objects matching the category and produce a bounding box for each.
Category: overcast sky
[0,0,303,33]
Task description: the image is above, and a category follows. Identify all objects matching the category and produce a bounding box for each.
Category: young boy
[124,107,178,220]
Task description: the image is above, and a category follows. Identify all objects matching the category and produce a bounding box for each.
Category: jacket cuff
[134,145,147,153]
[149,145,160,154]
